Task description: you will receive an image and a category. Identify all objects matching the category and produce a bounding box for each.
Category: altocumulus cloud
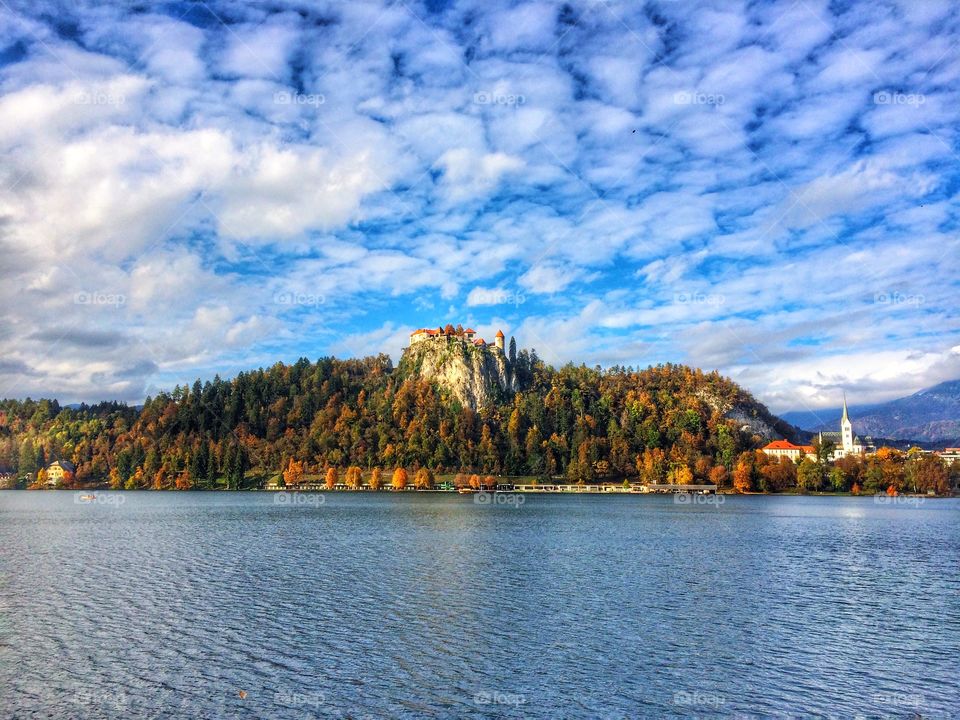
[0,0,958,413]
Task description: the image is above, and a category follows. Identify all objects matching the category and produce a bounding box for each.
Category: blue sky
[0,0,958,414]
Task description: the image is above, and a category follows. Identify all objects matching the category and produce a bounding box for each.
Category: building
[409,324,506,351]
[817,395,874,459]
[936,448,960,466]
[45,460,76,486]
[761,439,816,462]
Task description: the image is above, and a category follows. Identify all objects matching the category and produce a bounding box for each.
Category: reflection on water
[1,492,958,718]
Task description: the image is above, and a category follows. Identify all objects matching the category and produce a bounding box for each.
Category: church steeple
[840,392,853,453]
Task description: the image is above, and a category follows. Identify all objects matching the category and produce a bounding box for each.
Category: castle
[410,324,505,352]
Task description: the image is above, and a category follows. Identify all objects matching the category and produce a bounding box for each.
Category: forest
[0,351,956,494]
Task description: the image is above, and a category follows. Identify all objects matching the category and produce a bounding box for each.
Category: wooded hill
[0,344,798,489]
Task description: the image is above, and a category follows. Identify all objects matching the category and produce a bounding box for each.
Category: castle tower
[840,393,853,452]
[495,329,505,352]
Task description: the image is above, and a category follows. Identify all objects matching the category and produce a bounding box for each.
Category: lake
[1,491,958,718]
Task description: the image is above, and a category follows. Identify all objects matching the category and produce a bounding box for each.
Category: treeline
[0,354,786,490]
[730,446,958,495]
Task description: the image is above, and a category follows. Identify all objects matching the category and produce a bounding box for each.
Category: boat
[78,493,96,502]
[457,487,476,495]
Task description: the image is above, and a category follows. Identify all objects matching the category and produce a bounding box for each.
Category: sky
[0,0,959,415]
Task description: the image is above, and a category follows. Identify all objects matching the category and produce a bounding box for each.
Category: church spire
[841,393,849,423]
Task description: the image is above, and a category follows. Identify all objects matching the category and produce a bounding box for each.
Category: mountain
[782,380,960,443]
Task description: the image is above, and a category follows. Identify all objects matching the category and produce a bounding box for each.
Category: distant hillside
[782,380,960,443]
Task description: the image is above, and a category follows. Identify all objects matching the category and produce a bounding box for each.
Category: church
[817,396,875,459]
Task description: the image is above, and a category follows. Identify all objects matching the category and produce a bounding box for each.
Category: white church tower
[840,394,854,453]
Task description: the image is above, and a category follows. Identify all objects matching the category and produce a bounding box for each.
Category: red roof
[495,329,504,337]
[763,440,801,450]
[464,328,475,333]
[474,338,486,345]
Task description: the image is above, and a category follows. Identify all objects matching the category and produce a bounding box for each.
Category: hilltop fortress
[410,324,506,352]
[403,324,517,409]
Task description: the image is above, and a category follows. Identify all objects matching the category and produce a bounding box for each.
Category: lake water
[1,491,958,719]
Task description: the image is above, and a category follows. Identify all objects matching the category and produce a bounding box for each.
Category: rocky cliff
[398,338,520,410]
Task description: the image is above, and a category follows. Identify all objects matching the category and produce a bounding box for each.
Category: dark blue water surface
[1,492,958,719]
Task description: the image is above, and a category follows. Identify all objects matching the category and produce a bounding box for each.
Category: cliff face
[697,388,799,442]
[399,338,519,410]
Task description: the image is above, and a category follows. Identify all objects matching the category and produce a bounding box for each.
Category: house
[409,324,505,351]
[45,460,76,486]
[761,439,816,462]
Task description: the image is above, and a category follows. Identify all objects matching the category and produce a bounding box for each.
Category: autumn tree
[345,466,363,490]
[708,465,728,488]
[369,467,383,490]
[325,466,338,490]
[392,467,408,490]
[468,473,481,490]
[414,467,434,490]
[283,459,305,488]
[733,458,752,493]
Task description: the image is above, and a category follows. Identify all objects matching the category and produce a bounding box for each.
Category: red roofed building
[761,439,816,462]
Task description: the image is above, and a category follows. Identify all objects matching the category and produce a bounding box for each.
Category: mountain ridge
[781,379,960,443]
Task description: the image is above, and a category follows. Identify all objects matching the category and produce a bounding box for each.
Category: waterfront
[1,492,958,718]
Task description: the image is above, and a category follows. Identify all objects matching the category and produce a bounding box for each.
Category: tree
[414,467,434,489]
[708,465,728,488]
[828,467,847,492]
[733,459,752,493]
[910,455,949,495]
[345,466,363,489]
[391,467,408,490]
[468,473,481,489]
[483,475,496,490]
[797,458,821,493]
[369,467,383,490]
[669,465,693,485]
[175,470,193,490]
[509,336,517,364]
[283,459,304,487]
[325,466,338,490]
